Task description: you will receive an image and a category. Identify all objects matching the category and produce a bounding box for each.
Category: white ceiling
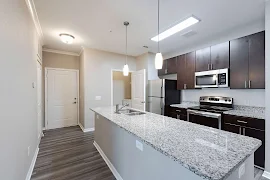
[34,0,265,56]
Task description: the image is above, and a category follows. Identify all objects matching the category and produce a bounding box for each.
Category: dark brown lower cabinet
[166,106,187,121]
[189,114,219,129]
[223,115,265,168]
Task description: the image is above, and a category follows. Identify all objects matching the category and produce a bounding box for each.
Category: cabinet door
[158,60,167,76]
[223,123,240,134]
[185,52,196,89]
[230,37,249,89]
[249,31,265,89]
[195,47,210,72]
[167,57,178,74]
[177,55,186,90]
[210,42,229,70]
[244,127,265,168]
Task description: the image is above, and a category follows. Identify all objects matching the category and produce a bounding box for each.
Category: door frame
[110,69,134,106]
[45,67,80,130]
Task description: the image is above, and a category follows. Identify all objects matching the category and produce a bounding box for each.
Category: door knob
[73,102,77,104]
[141,101,146,103]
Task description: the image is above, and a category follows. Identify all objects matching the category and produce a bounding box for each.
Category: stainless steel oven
[195,68,229,88]
[187,109,222,129]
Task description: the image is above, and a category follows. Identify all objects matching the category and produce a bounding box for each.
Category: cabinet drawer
[169,107,187,115]
[223,114,265,131]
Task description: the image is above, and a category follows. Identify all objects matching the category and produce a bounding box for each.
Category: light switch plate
[95,96,101,100]
[136,140,143,151]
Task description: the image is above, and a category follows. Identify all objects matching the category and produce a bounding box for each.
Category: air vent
[181,30,197,38]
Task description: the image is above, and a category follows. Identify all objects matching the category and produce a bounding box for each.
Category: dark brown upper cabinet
[177,52,196,90]
[210,42,229,70]
[249,31,265,89]
[158,60,167,76]
[195,47,210,72]
[167,57,178,74]
[230,31,265,89]
[158,57,178,76]
[177,55,186,90]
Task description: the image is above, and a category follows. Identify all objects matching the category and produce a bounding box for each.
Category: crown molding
[43,48,80,56]
[25,0,44,45]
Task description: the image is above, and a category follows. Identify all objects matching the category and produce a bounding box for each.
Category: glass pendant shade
[155,52,163,69]
[123,64,129,76]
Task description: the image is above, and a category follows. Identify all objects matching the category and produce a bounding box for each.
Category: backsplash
[182,88,265,107]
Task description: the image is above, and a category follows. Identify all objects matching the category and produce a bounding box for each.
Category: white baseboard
[263,171,270,179]
[25,147,39,180]
[93,141,123,180]
[78,122,95,133]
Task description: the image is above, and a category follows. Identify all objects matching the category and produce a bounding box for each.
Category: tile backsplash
[182,88,265,107]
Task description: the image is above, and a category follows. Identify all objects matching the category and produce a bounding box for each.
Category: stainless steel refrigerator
[148,79,181,115]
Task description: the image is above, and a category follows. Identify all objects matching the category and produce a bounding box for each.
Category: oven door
[195,70,219,88]
[187,110,221,129]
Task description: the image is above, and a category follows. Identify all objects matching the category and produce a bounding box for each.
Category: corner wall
[0,0,40,179]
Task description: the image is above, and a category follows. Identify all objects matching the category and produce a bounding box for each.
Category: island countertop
[91,106,261,180]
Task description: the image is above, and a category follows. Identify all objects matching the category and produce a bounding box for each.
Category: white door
[37,61,42,138]
[131,69,146,111]
[46,69,78,129]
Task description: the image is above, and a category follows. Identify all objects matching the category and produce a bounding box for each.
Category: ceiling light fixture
[151,16,200,42]
[59,33,75,44]
[123,21,130,76]
[155,0,163,70]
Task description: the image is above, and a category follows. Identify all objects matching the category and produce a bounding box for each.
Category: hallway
[31,126,115,180]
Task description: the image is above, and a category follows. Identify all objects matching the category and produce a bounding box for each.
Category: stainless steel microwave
[195,68,229,88]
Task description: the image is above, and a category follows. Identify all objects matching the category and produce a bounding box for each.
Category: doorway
[37,61,42,138]
[111,69,146,111]
[45,68,79,129]
[112,70,132,107]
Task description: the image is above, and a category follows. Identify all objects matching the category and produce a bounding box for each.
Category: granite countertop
[223,105,265,119]
[91,106,261,180]
[170,101,199,109]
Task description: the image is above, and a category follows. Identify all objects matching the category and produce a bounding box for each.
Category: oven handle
[187,109,222,129]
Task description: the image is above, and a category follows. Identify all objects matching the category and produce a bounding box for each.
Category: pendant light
[123,21,130,76]
[155,0,163,70]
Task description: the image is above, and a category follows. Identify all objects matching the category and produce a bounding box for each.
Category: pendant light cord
[125,23,128,65]
[158,0,160,53]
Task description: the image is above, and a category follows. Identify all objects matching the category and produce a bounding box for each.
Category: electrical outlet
[28,146,30,156]
[238,163,245,178]
[136,140,143,151]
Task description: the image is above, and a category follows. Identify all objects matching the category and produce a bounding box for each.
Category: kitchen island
[91,106,261,180]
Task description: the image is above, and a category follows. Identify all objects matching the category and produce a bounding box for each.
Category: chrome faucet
[115,103,129,114]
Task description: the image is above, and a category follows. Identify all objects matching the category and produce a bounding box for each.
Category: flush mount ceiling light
[123,21,130,76]
[151,16,200,42]
[59,33,75,44]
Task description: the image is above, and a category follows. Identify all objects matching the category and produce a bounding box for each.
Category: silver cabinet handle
[237,120,247,124]
[165,69,168,74]
[184,84,187,89]
[208,64,210,70]
[239,127,242,135]
[243,127,246,136]
[176,110,182,113]
[244,81,247,89]
[211,64,213,70]
[249,80,251,89]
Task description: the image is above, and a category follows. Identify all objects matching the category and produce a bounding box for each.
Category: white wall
[81,48,137,129]
[182,89,265,107]
[0,0,40,179]
[136,52,159,80]
[264,0,270,173]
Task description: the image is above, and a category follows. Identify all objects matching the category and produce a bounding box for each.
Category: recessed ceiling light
[59,33,75,44]
[151,16,200,42]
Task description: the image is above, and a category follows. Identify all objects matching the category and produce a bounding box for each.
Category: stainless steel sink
[118,109,146,116]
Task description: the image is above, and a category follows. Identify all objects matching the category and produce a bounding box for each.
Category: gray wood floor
[31,126,116,180]
[31,126,268,180]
